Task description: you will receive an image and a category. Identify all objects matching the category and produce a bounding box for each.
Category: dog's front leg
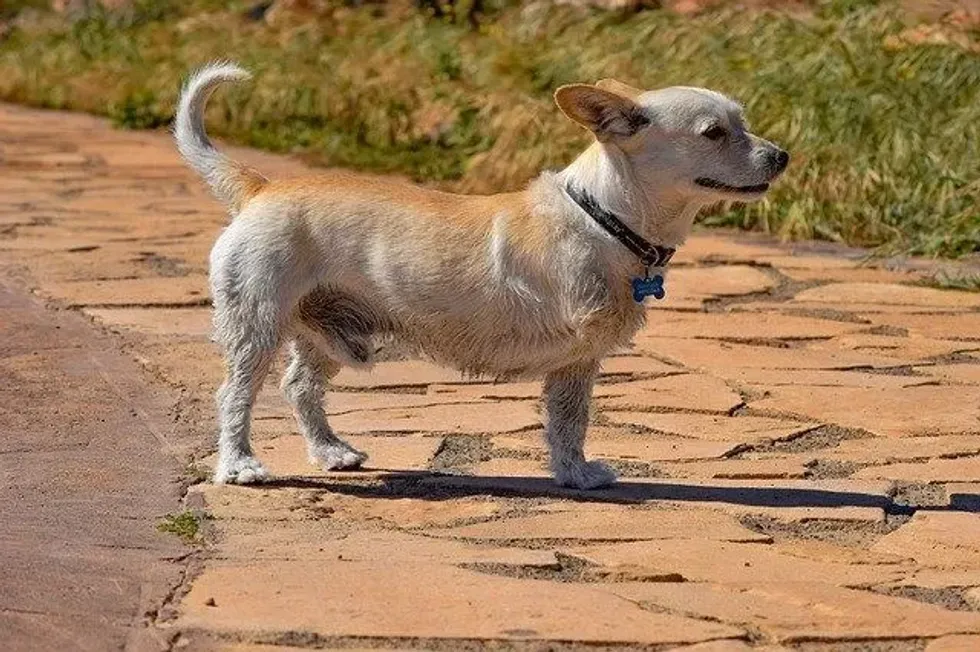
[543,360,617,489]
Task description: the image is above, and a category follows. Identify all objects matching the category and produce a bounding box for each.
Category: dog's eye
[702,125,726,141]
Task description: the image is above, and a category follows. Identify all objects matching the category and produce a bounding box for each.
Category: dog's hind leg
[543,360,617,490]
[209,222,304,484]
[281,337,368,471]
[213,337,277,484]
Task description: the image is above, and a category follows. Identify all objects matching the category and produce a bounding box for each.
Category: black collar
[564,185,675,270]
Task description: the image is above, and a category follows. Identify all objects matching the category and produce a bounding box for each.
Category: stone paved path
[3,102,980,652]
[0,279,189,652]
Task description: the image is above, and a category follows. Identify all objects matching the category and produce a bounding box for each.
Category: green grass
[183,462,211,486]
[157,510,203,544]
[917,270,980,292]
[0,0,977,257]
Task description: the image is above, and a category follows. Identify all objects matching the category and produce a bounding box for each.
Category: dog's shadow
[261,470,980,514]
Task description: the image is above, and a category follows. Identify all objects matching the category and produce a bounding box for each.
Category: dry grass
[0,0,977,257]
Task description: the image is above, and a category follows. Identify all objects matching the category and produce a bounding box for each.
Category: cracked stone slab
[331,360,483,389]
[928,636,980,652]
[865,312,980,340]
[192,484,339,522]
[214,526,552,566]
[426,382,541,401]
[709,367,926,389]
[327,497,502,529]
[429,376,650,402]
[670,265,777,296]
[472,456,548,478]
[429,505,771,542]
[494,426,738,462]
[568,538,905,586]
[179,560,743,643]
[599,373,744,413]
[247,432,444,474]
[84,306,212,336]
[873,512,980,568]
[603,413,817,444]
[661,457,811,480]
[767,538,910,566]
[750,385,980,437]
[670,234,786,264]
[599,353,679,376]
[888,569,980,590]
[132,338,224,389]
[779,266,923,284]
[697,504,886,524]
[758,253,866,270]
[794,283,980,309]
[652,265,778,309]
[327,401,541,434]
[608,581,980,642]
[38,275,209,307]
[918,364,980,385]
[637,336,904,372]
[199,483,502,530]
[854,457,980,483]
[811,333,980,362]
[252,388,489,421]
[670,641,793,652]
[5,246,191,283]
[639,310,863,340]
[737,300,972,316]
[825,435,980,465]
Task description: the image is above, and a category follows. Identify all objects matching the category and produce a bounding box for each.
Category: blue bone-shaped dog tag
[632,274,666,303]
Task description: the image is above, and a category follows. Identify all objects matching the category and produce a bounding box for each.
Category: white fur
[174,62,266,211]
[174,64,787,488]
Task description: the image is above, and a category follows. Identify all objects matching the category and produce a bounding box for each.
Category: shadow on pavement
[261,470,980,514]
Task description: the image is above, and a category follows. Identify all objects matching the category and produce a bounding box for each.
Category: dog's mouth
[694,178,770,194]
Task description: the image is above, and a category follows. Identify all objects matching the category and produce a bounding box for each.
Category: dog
[174,62,787,490]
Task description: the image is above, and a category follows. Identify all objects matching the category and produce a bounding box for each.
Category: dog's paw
[553,459,617,490]
[309,442,368,471]
[214,455,269,485]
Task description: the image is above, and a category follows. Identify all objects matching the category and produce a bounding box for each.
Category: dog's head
[555,79,787,203]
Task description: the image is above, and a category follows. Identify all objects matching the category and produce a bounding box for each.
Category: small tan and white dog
[174,62,787,490]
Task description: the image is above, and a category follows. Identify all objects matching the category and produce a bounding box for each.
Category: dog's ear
[595,78,644,100]
[554,84,650,141]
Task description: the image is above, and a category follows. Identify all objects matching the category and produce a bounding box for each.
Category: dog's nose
[773,149,789,173]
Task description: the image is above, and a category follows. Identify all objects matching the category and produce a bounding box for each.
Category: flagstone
[83,306,212,336]
[827,435,980,465]
[432,506,770,542]
[180,561,743,643]
[493,427,738,463]
[794,283,980,308]
[602,413,816,443]
[865,312,980,340]
[639,310,862,340]
[569,538,904,586]
[608,581,980,642]
[854,457,980,483]
[37,275,208,307]
[750,385,980,437]
[636,336,903,372]
[873,512,980,568]
[928,636,980,652]
[599,373,743,413]
[328,401,541,435]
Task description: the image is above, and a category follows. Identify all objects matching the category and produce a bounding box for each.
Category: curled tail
[174,62,267,212]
